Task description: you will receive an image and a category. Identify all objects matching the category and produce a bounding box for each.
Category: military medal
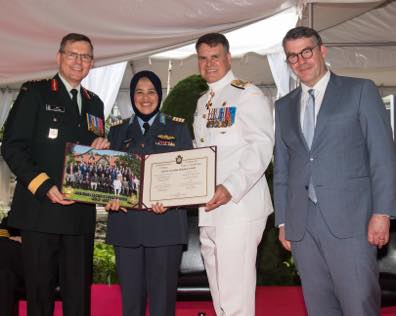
[205,90,215,109]
[206,107,237,128]
[86,113,104,136]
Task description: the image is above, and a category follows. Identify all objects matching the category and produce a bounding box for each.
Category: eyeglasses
[286,45,318,64]
[60,50,93,63]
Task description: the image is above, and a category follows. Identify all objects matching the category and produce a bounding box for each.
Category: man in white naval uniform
[193,33,274,316]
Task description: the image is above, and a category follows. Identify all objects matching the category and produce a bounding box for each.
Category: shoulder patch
[164,114,185,123]
[231,79,249,90]
[82,87,98,100]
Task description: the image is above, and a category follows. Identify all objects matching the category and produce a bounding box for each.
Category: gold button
[200,138,204,143]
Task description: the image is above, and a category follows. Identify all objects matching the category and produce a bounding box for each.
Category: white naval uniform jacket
[193,71,274,227]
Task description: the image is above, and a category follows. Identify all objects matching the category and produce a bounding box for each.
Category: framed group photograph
[61,143,216,209]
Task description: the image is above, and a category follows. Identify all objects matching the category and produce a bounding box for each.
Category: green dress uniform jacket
[1,74,105,235]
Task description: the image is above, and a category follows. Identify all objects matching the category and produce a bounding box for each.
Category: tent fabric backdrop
[0,0,296,85]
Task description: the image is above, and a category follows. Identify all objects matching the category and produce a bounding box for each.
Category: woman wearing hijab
[105,70,192,316]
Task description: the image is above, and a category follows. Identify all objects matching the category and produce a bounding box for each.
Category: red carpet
[18,285,396,316]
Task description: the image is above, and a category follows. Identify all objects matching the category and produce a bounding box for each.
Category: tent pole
[308,3,314,28]
[167,59,173,96]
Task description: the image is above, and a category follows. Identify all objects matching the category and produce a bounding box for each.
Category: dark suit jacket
[106,113,193,247]
[274,73,396,240]
[1,74,104,235]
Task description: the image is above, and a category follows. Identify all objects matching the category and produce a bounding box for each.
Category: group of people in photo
[64,161,139,196]
[0,22,395,316]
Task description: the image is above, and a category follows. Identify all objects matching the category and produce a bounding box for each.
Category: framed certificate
[141,147,216,208]
[61,143,216,209]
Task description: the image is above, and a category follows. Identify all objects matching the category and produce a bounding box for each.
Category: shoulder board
[164,114,185,123]
[20,78,51,92]
[231,79,249,90]
[111,118,129,127]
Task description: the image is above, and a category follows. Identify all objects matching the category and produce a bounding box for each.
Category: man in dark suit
[274,26,396,316]
[1,33,109,316]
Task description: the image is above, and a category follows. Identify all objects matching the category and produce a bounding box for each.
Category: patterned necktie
[303,89,317,203]
[143,122,150,135]
[70,89,80,115]
[303,89,315,149]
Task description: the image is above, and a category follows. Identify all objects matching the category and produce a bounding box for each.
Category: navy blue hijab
[130,70,163,122]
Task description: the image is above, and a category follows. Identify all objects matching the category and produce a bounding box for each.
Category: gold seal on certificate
[61,143,216,209]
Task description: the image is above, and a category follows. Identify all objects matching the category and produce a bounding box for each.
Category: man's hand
[91,137,110,150]
[279,225,291,251]
[46,186,75,205]
[105,199,127,213]
[368,214,390,248]
[205,184,232,211]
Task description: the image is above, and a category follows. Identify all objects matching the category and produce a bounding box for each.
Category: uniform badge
[48,128,58,139]
[157,134,175,141]
[51,79,58,92]
[82,88,91,100]
[86,113,104,136]
[46,104,65,113]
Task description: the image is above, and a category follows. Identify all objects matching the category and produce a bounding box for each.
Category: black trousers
[0,238,24,316]
[21,231,94,316]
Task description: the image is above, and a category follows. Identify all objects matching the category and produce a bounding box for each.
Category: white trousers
[200,218,267,316]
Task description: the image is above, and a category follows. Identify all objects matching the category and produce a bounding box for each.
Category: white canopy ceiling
[0,0,296,85]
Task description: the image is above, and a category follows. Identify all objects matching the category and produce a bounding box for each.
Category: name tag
[46,104,65,113]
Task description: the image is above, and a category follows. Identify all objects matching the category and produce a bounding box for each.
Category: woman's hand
[105,199,127,213]
[151,202,168,214]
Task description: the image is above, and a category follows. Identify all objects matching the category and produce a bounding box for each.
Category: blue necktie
[303,89,317,203]
[303,89,315,149]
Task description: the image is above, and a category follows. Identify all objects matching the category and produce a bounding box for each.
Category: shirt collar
[207,70,235,92]
[137,112,158,129]
[58,73,81,94]
[301,70,330,94]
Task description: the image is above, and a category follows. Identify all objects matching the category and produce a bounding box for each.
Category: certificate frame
[141,147,216,208]
[61,143,216,209]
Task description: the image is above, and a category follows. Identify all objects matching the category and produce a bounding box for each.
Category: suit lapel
[311,73,341,151]
[287,88,310,151]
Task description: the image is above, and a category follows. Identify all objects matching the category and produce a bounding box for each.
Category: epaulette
[231,79,249,90]
[165,114,185,123]
[20,78,51,92]
[111,118,129,127]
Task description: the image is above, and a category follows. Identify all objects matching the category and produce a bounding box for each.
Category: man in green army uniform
[1,33,109,316]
